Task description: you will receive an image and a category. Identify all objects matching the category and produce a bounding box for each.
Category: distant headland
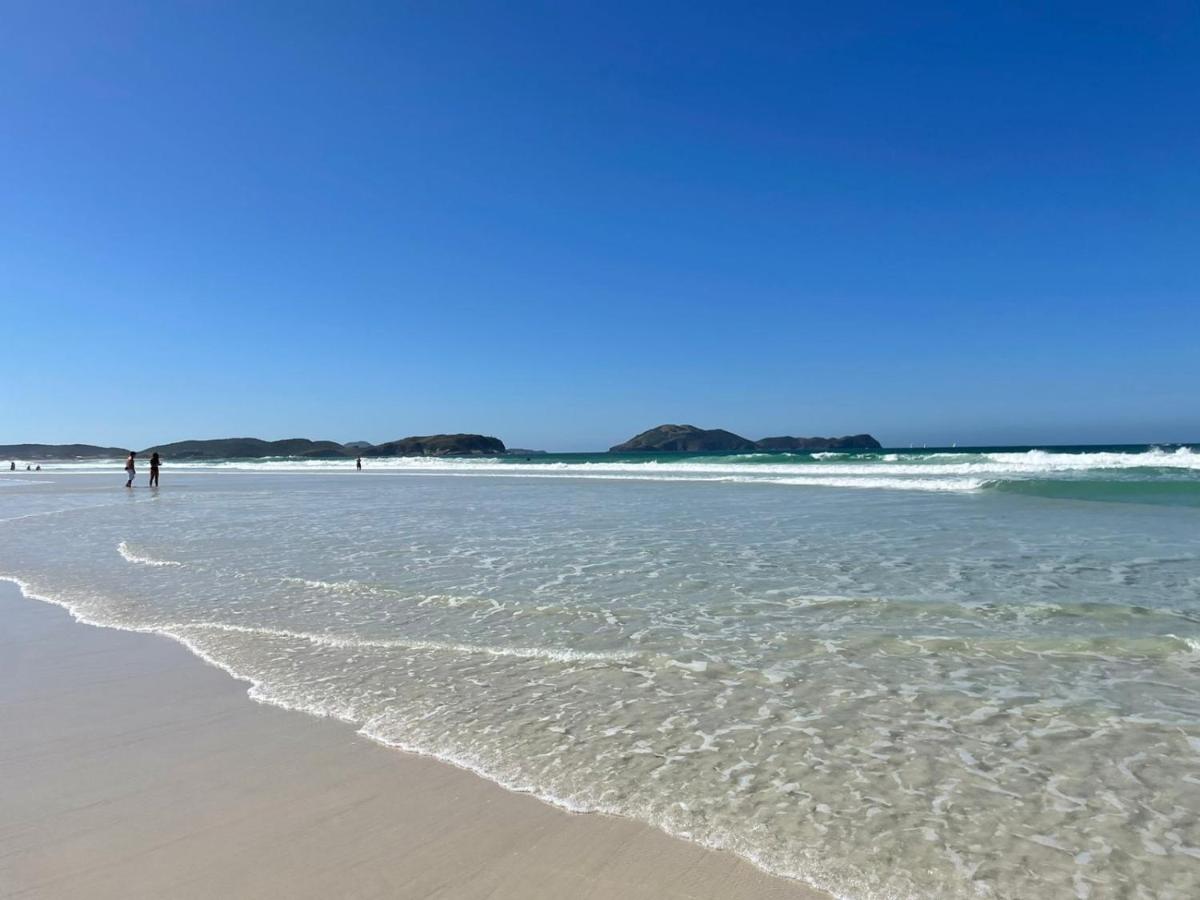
[0,443,128,460]
[0,435,509,461]
[138,435,508,460]
[610,425,881,453]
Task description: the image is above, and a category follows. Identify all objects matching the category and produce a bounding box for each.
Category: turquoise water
[2,445,1198,898]
[509,444,1200,507]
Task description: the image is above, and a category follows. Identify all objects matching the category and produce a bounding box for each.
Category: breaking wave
[16,445,1200,503]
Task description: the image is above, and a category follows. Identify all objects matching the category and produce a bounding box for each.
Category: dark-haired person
[124,452,137,488]
[149,452,161,488]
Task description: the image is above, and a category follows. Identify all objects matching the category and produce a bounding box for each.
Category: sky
[1,1,1197,451]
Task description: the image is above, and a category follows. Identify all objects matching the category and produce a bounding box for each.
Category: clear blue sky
[2,1,1197,450]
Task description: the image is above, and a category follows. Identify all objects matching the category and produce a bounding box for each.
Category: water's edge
[0,574,840,900]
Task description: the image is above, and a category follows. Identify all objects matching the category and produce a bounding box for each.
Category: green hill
[363,434,505,457]
[139,438,353,459]
[0,443,127,460]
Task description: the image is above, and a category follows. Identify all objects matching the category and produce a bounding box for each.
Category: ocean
[2,445,1198,898]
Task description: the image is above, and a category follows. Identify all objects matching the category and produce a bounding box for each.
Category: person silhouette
[149,452,161,488]
[124,452,137,488]
[356,456,362,471]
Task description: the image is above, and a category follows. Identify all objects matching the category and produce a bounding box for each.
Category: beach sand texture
[0,583,822,899]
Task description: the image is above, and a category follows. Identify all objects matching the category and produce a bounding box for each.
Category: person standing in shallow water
[149,452,161,488]
[124,452,136,488]
[356,456,362,471]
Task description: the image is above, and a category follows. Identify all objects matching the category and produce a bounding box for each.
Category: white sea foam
[117,541,182,567]
[763,475,985,491]
[279,576,371,592]
[367,470,987,492]
[174,621,634,663]
[29,446,1200,479]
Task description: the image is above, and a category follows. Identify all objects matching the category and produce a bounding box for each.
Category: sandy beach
[0,582,822,899]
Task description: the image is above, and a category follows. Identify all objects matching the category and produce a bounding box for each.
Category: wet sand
[0,582,824,899]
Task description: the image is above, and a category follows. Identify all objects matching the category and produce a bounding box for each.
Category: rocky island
[610,425,759,453]
[755,433,882,451]
[362,434,506,457]
[610,425,881,453]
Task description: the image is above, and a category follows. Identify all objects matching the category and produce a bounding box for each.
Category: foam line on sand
[0,582,825,900]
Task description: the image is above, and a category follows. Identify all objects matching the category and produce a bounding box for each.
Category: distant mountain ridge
[0,443,127,460]
[362,434,506,457]
[139,435,507,459]
[140,438,350,459]
[610,425,881,453]
[1,435,509,460]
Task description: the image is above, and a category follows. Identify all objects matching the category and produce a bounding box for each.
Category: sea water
[2,447,1198,899]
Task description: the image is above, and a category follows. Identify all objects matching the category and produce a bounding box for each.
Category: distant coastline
[1,425,881,461]
[6,431,1200,464]
[0,434,507,461]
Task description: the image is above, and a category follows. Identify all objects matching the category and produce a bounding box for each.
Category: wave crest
[117,541,183,567]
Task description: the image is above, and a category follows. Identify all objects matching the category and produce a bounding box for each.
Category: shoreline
[0,580,826,899]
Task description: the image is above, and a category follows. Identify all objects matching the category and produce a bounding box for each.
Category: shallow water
[2,449,1198,898]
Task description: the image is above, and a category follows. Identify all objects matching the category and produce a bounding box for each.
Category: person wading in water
[149,452,161,488]
[124,452,137,488]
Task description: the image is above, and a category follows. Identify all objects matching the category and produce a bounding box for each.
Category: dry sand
[0,583,825,899]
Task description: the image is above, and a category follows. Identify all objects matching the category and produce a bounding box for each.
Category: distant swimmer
[124,452,137,488]
[356,456,362,471]
[35,465,40,471]
[149,452,161,488]
[26,464,31,471]
[8,461,13,471]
